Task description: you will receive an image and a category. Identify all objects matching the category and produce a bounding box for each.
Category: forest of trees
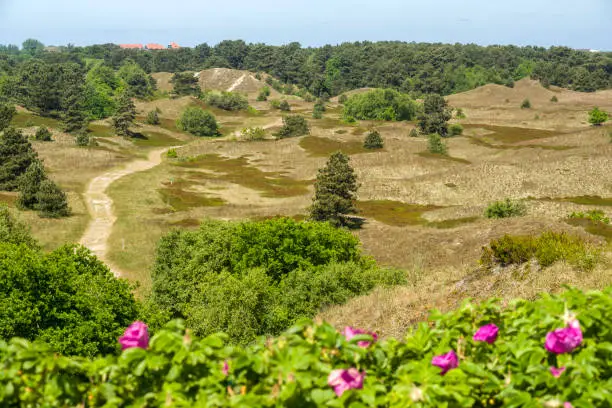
[1,39,611,105]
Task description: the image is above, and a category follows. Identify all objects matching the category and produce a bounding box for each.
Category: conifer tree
[111,91,136,137]
[417,94,452,137]
[61,86,88,133]
[37,179,70,218]
[16,160,46,210]
[0,103,16,132]
[0,127,38,191]
[309,152,359,228]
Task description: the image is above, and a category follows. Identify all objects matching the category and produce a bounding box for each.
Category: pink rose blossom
[222,360,230,376]
[473,324,499,344]
[550,366,566,378]
[564,403,573,408]
[343,326,378,348]
[327,368,365,397]
[545,320,583,354]
[432,350,459,375]
[119,321,149,350]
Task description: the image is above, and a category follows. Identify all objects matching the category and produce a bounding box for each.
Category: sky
[0,0,610,50]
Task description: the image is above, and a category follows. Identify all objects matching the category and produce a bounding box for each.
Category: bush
[455,107,466,119]
[0,204,38,249]
[588,107,609,126]
[363,131,384,149]
[568,209,610,224]
[418,94,452,136]
[202,91,249,111]
[75,131,90,146]
[278,100,291,112]
[521,98,531,109]
[166,148,177,158]
[409,128,419,137]
[550,95,558,102]
[427,133,447,155]
[177,107,220,137]
[312,101,325,119]
[0,103,16,132]
[0,127,39,192]
[338,94,348,104]
[16,161,46,210]
[256,86,270,101]
[240,127,266,141]
[480,231,600,270]
[484,198,526,219]
[448,123,463,136]
[3,285,612,406]
[37,179,70,218]
[34,127,52,141]
[275,115,309,139]
[145,110,160,125]
[343,89,418,121]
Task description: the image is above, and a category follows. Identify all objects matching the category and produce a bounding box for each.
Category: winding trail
[79,148,169,277]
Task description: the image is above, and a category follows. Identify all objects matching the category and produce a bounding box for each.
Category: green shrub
[455,107,466,118]
[269,99,281,109]
[75,131,90,146]
[409,128,419,137]
[312,101,325,119]
[278,100,291,112]
[343,89,418,121]
[34,127,52,141]
[240,127,266,141]
[550,95,558,103]
[568,209,610,224]
[363,131,384,149]
[427,133,447,155]
[275,115,309,139]
[166,148,178,158]
[448,123,463,136]
[177,107,220,137]
[145,110,160,125]
[37,179,70,218]
[480,231,600,270]
[202,91,249,111]
[521,98,531,109]
[484,198,526,219]
[0,204,38,249]
[588,107,609,126]
[343,115,357,124]
[256,86,270,101]
[338,94,348,104]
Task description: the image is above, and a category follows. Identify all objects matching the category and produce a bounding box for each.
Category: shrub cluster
[568,209,610,224]
[2,285,611,406]
[480,231,600,271]
[34,127,52,141]
[202,91,249,111]
[363,130,384,149]
[176,107,220,137]
[521,98,532,109]
[427,133,447,155]
[342,89,418,121]
[240,127,266,141]
[275,115,309,139]
[448,123,464,136]
[484,198,526,219]
[256,86,271,101]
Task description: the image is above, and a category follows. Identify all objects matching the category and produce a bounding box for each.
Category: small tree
[588,107,609,126]
[111,91,136,137]
[0,103,16,132]
[0,127,38,191]
[241,127,266,141]
[34,127,53,141]
[171,72,201,97]
[61,88,88,134]
[279,100,291,112]
[275,115,309,139]
[550,95,558,103]
[177,107,219,137]
[449,123,464,136]
[0,204,39,249]
[75,131,91,146]
[427,133,447,155]
[485,198,526,219]
[363,131,384,149]
[338,94,348,104]
[146,110,160,125]
[312,101,325,119]
[409,128,419,137]
[17,160,46,210]
[455,108,466,119]
[37,179,70,218]
[309,152,359,228]
[417,94,452,137]
[257,87,271,102]
[521,99,531,109]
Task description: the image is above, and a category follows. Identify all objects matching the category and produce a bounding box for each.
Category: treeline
[1,39,611,99]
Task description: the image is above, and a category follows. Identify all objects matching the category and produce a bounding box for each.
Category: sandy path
[79,148,169,277]
[227,73,247,92]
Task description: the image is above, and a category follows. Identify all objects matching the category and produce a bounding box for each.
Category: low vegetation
[342,89,418,121]
[176,106,220,137]
[521,98,532,109]
[418,94,452,136]
[448,123,463,136]
[484,198,527,219]
[363,130,384,149]
[427,133,447,155]
[275,115,309,138]
[240,126,266,141]
[170,72,201,97]
[202,91,249,111]
[34,127,52,141]
[568,209,610,224]
[588,107,609,126]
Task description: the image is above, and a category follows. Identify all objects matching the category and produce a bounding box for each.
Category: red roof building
[146,43,165,50]
[119,44,143,49]
[169,42,181,49]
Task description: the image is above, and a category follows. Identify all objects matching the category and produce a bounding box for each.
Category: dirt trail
[79,148,169,277]
[227,73,247,92]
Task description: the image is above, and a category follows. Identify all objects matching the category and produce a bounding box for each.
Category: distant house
[119,44,144,50]
[146,43,165,50]
[169,42,181,49]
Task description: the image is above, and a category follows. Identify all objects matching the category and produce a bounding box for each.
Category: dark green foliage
[409,128,419,137]
[588,107,608,126]
[338,94,348,104]
[0,243,140,356]
[0,127,38,191]
[34,127,52,141]
[145,110,160,125]
[448,123,464,136]
[521,98,531,109]
[166,148,178,158]
[37,179,70,218]
[111,92,136,137]
[343,89,418,121]
[363,131,384,149]
[480,232,599,271]
[16,161,46,210]
[256,86,270,101]
[83,65,119,119]
[312,100,326,119]
[60,65,89,133]
[275,115,309,139]
[0,103,16,131]
[117,60,155,99]
[170,72,201,96]
[202,91,249,111]
[427,133,447,155]
[569,209,610,224]
[74,131,90,146]
[278,99,291,111]
[484,198,527,219]
[310,152,359,227]
[0,205,38,249]
[418,94,452,136]
[550,95,558,103]
[455,108,466,119]
[176,107,219,137]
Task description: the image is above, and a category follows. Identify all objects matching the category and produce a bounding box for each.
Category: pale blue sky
[0,0,610,49]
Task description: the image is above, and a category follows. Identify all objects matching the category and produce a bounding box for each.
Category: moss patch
[463,124,560,143]
[418,152,471,164]
[467,136,572,151]
[566,218,612,242]
[428,216,480,229]
[132,131,184,147]
[158,180,225,211]
[357,200,441,227]
[299,136,372,157]
[11,113,60,129]
[88,123,115,137]
[535,196,612,206]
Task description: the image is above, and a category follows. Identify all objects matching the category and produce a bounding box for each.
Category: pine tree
[37,179,70,218]
[0,127,38,191]
[111,92,136,137]
[61,86,88,133]
[17,160,46,210]
[417,94,452,137]
[309,152,359,228]
[0,103,16,132]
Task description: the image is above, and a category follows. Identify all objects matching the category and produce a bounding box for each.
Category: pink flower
[550,366,566,378]
[432,350,459,375]
[222,360,230,376]
[343,326,378,348]
[564,403,573,408]
[119,321,149,350]
[545,320,583,355]
[327,368,365,397]
[473,324,499,344]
